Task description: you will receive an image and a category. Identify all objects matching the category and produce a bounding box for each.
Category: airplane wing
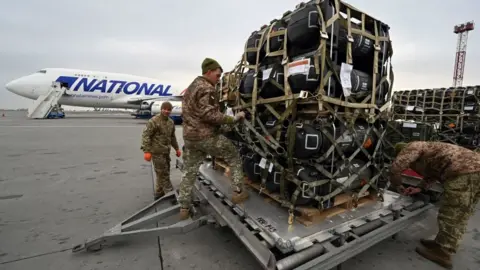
[124,95,183,105]
[109,95,183,106]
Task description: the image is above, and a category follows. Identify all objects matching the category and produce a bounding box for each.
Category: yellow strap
[346,8,353,65]
[250,29,268,127]
[267,28,286,57]
[370,21,380,113]
[282,28,292,109]
[264,23,274,56]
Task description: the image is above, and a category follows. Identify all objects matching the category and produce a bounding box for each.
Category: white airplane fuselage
[5,68,184,110]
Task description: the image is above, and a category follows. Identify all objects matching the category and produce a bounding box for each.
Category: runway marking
[0,194,23,200]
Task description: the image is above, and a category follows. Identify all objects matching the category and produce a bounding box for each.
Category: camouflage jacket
[182,76,235,141]
[390,141,480,186]
[141,114,179,155]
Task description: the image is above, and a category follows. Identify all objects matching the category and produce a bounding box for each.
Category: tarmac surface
[0,111,479,270]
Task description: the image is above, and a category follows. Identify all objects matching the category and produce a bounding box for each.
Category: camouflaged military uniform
[141,114,179,197]
[178,75,245,209]
[391,141,480,257]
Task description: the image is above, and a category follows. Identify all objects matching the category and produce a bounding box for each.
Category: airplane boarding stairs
[27,81,67,119]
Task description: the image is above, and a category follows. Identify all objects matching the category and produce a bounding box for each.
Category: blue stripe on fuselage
[55,76,172,96]
[55,76,79,88]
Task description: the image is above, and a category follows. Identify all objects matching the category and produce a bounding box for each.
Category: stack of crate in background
[390,85,480,150]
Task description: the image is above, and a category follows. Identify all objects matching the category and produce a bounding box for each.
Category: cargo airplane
[5,68,185,120]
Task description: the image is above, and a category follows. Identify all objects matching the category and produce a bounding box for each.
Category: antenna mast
[452,21,474,88]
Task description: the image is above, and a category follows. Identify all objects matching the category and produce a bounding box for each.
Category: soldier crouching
[390,141,480,269]
[178,57,247,220]
[141,101,182,200]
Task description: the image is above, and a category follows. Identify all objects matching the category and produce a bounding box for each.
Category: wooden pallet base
[213,159,231,177]
[244,179,377,227]
[212,159,377,227]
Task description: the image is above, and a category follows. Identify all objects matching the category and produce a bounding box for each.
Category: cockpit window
[36,70,47,73]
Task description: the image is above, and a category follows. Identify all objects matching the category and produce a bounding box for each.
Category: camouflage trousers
[178,135,244,208]
[435,172,480,253]
[152,154,173,196]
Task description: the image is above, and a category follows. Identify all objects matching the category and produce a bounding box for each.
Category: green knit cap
[394,142,408,156]
[201,58,223,74]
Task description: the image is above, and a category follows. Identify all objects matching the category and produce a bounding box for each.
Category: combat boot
[415,243,452,269]
[231,189,249,204]
[420,238,437,249]
[179,208,190,220]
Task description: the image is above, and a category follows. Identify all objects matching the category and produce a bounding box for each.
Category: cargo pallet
[213,157,378,227]
[220,0,396,231]
[390,86,480,150]
[71,159,434,270]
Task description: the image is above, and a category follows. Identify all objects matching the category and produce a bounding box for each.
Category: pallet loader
[71,159,434,270]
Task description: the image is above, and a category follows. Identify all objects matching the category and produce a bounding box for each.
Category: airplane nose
[5,80,17,94]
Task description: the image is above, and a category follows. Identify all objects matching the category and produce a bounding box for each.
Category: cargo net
[220,0,394,213]
[391,86,480,150]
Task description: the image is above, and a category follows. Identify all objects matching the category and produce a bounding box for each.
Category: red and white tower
[452,21,474,88]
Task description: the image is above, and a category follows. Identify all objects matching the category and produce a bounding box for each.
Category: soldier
[178,57,247,220]
[141,101,182,200]
[391,141,480,269]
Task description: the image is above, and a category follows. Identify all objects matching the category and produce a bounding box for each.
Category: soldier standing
[178,57,247,220]
[141,101,182,200]
[391,141,480,269]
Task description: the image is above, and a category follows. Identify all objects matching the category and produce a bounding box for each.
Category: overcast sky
[1,0,479,109]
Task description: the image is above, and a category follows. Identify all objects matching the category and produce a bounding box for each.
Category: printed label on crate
[340,62,353,97]
[403,122,417,128]
[413,132,420,137]
[259,158,267,169]
[406,105,414,111]
[467,90,474,95]
[268,162,274,173]
[287,59,310,76]
[262,68,272,81]
[415,107,424,112]
[464,106,474,111]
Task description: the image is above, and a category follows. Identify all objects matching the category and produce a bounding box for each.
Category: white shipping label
[406,106,414,111]
[468,90,474,94]
[464,106,474,111]
[268,162,274,173]
[403,122,417,128]
[340,62,353,97]
[262,68,273,80]
[288,58,310,76]
[259,158,267,169]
